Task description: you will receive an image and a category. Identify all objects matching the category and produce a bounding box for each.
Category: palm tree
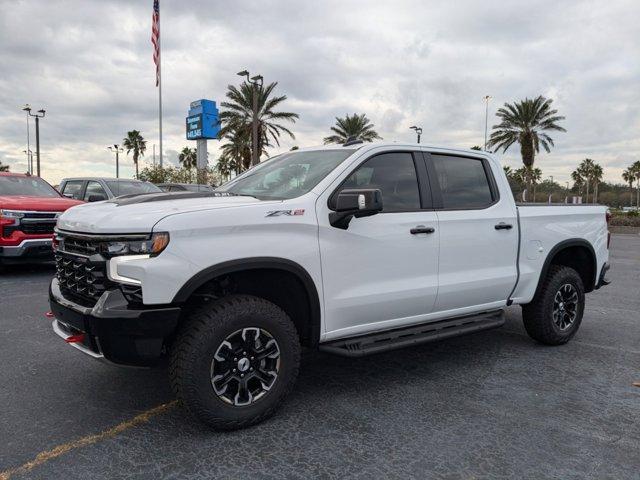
[123,130,147,179]
[502,166,513,178]
[487,96,566,197]
[622,167,636,207]
[531,167,542,201]
[323,113,382,144]
[470,145,483,151]
[219,81,298,166]
[178,147,197,170]
[571,170,584,198]
[591,163,603,203]
[574,158,603,203]
[633,161,640,209]
[218,128,252,174]
[0,160,8,172]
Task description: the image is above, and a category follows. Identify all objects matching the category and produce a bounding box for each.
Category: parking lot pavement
[1,235,639,479]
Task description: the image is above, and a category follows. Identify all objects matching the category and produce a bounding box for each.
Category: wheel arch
[533,239,597,298]
[172,257,321,347]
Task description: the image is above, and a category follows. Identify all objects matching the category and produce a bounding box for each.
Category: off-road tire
[169,294,301,430]
[522,265,585,345]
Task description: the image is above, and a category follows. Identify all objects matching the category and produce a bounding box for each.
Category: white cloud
[0,0,638,185]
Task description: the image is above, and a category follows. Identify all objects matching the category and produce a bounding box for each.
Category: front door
[318,151,439,340]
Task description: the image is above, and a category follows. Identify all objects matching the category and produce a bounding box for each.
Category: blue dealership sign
[186,99,220,140]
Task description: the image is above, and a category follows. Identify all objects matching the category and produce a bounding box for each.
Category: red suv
[0,173,83,264]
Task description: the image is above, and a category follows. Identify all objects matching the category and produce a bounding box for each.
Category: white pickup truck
[49,141,611,429]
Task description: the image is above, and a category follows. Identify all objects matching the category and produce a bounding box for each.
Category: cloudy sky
[0,0,638,185]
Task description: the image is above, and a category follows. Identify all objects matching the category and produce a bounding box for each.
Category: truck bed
[510,203,608,305]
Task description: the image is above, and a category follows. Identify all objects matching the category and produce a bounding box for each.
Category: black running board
[319,310,505,357]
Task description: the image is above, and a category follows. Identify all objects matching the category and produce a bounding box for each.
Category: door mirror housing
[329,188,383,229]
[87,194,107,202]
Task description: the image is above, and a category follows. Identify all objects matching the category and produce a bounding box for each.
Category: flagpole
[157,1,163,168]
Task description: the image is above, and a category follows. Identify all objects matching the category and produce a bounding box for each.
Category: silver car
[58,177,162,202]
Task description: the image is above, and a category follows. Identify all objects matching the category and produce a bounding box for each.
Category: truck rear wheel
[170,295,301,430]
[522,265,585,345]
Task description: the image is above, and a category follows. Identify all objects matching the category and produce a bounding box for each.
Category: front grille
[1,212,58,237]
[20,221,57,234]
[55,253,108,306]
[54,230,149,307]
[62,236,101,256]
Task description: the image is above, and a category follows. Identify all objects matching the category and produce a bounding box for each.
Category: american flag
[151,0,160,86]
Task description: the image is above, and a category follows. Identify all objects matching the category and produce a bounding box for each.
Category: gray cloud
[0,0,638,184]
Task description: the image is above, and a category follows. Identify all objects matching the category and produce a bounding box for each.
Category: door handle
[494,223,513,230]
[410,226,435,235]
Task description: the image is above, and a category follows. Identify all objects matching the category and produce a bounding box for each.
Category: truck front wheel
[170,295,301,430]
[522,265,585,345]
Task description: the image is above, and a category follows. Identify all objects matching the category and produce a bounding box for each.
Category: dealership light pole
[22,149,33,174]
[22,104,31,171]
[25,108,45,177]
[238,70,263,166]
[483,95,491,151]
[410,125,422,143]
[108,144,123,178]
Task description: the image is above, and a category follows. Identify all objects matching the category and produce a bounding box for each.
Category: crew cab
[0,173,82,264]
[49,142,610,429]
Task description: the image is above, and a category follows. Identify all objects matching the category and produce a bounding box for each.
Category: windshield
[219,150,355,200]
[0,175,60,197]
[106,180,162,197]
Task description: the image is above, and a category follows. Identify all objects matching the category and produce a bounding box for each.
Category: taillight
[606,210,611,249]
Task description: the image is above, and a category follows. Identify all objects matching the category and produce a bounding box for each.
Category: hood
[0,195,83,212]
[57,192,271,234]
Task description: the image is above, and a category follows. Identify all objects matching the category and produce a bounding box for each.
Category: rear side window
[340,152,421,212]
[431,155,494,209]
[62,181,84,200]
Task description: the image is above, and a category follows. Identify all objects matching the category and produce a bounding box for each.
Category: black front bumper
[49,278,182,366]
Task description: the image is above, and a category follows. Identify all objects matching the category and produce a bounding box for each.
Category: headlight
[0,209,25,226]
[102,232,170,257]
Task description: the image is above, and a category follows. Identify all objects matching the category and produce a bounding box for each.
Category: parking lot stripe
[0,400,178,480]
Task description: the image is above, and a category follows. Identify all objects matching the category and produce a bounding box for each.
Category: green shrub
[610,214,640,226]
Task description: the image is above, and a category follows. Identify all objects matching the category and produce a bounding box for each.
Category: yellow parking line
[0,400,178,480]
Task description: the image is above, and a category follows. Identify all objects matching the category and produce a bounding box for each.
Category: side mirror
[87,194,107,202]
[329,188,383,229]
[63,193,75,198]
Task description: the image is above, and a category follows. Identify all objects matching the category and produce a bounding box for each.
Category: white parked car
[49,141,610,429]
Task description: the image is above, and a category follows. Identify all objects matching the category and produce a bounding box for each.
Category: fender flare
[172,257,321,345]
[533,238,597,298]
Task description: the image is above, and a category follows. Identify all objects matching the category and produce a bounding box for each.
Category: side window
[431,155,494,209]
[340,152,421,212]
[83,181,108,201]
[61,181,84,200]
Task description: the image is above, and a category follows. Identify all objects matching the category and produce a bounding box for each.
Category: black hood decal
[109,191,249,206]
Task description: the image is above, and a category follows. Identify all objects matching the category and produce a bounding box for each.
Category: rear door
[425,152,518,313]
[318,150,440,339]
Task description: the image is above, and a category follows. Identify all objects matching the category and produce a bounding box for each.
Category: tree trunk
[585,182,590,204]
